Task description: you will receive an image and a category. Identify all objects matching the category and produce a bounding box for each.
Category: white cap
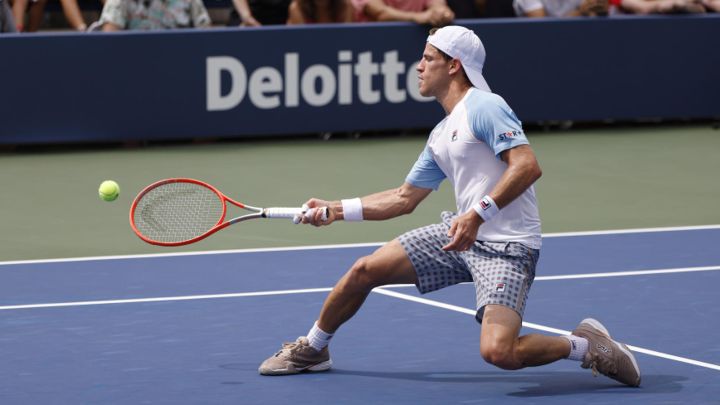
[427,26,491,92]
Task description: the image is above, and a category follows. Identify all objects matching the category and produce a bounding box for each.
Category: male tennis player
[259,25,641,387]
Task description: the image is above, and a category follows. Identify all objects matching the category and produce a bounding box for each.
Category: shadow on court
[215,363,687,400]
[306,369,686,397]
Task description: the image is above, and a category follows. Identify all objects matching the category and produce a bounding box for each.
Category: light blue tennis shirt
[406,88,542,249]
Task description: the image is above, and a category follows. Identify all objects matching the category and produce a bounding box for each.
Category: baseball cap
[427,26,491,92]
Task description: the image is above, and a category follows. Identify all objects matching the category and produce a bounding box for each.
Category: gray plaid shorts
[398,211,540,323]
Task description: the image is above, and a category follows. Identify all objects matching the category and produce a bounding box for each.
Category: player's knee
[480,343,521,370]
[345,257,377,291]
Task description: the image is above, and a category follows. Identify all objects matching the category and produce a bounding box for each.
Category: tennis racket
[130,178,324,246]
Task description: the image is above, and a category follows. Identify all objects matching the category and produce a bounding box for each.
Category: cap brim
[466,68,491,92]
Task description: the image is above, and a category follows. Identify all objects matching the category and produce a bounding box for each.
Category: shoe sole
[580,318,641,386]
[306,359,333,372]
[260,359,333,376]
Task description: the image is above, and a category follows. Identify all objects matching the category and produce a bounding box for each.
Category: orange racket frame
[130,178,304,247]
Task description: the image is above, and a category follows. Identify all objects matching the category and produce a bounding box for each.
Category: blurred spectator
[702,0,719,10]
[231,0,259,25]
[445,0,480,17]
[11,0,44,31]
[96,0,211,30]
[228,0,290,26]
[483,0,515,16]
[1,0,17,32]
[12,0,88,31]
[352,0,455,25]
[611,0,706,13]
[513,0,608,17]
[287,0,353,23]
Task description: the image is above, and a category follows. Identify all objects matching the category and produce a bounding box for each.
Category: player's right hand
[296,198,335,227]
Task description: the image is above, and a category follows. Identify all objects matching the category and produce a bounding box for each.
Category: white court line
[0,243,385,267]
[540,224,720,238]
[372,287,720,372]
[378,265,720,289]
[0,287,332,311]
[535,265,720,281]
[2,224,719,267]
[2,264,720,372]
[2,264,719,311]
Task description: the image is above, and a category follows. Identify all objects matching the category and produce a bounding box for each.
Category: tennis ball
[98,180,120,202]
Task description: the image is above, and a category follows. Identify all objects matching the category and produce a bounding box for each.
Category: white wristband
[473,195,499,222]
[341,198,364,222]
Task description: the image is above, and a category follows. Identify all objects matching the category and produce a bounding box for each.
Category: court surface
[1,226,718,404]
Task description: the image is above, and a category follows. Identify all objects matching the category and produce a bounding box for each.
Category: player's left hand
[442,210,483,252]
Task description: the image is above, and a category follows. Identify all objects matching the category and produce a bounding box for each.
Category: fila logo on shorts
[496,283,506,292]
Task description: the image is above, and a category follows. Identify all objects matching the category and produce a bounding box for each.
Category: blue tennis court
[1,226,718,404]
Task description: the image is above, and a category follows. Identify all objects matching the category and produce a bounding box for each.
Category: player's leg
[479,306,641,386]
[316,239,417,333]
[258,239,417,375]
[479,304,570,369]
[467,240,550,369]
[471,242,640,386]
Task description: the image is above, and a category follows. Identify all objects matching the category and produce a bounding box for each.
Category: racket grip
[266,206,329,222]
[264,207,303,218]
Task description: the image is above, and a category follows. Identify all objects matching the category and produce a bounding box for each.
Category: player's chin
[418,85,431,98]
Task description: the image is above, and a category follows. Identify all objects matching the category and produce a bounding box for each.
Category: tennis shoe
[572,318,641,387]
[258,336,332,376]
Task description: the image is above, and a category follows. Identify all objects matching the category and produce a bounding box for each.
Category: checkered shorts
[398,212,540,322]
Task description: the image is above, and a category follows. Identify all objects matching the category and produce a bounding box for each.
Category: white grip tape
[265,207,303,218]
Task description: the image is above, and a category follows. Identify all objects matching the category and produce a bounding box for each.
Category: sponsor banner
[0,18,718,144]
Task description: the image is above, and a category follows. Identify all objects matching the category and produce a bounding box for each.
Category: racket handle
[264,207,303,218]
[265,207,329,222]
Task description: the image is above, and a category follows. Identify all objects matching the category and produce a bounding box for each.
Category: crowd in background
[1,0,718,33]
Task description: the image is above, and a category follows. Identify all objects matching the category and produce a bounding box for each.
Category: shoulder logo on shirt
[497,130,523,141]
[451,130,458,142]
[495,283,506,293]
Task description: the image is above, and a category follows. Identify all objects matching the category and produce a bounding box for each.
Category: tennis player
[259,25,641,387]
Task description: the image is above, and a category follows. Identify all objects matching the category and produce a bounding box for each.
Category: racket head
[130,178,228,246]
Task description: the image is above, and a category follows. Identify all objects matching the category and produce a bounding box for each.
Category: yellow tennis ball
[98,180,120,202]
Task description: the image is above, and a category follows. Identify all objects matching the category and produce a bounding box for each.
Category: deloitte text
[206,51,432,111]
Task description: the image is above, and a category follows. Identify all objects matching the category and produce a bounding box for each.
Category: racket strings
[133,182,224,243]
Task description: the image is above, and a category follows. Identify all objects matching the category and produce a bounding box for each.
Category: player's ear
[449,59,461,74]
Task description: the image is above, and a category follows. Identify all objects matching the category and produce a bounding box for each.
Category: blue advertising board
[0,16,718,144]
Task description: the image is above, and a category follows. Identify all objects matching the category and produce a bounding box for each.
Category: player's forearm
[361,188,415,220]
[489,148,542,209]
[333,185,428,221]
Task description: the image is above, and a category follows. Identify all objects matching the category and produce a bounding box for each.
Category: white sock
[307,321,333,351]
[561,335,589,361]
